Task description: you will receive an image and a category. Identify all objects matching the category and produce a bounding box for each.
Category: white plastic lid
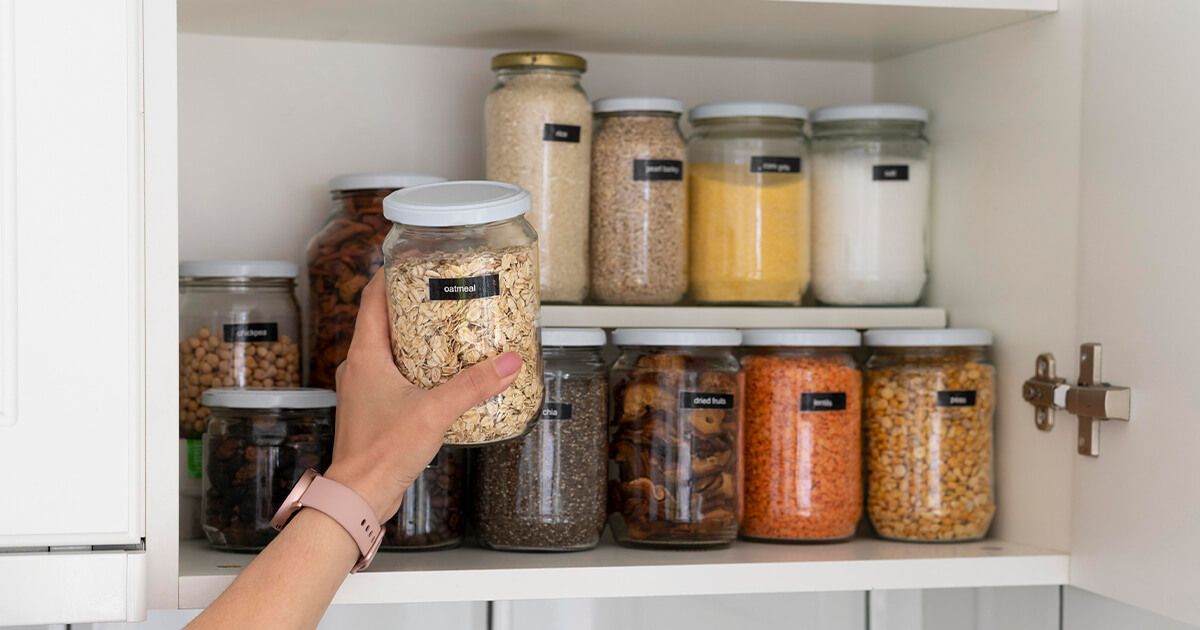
[542,327,607,347]
[593,97,684,114]
[383,180,531,227]
[864,328,992,347]
[811,103,929,124]
[201,388,337,409]
[612,328,741,347]
[179,260,298,279]
[689,101,809,122]
[741,329,861,347]
[328,172,446,192]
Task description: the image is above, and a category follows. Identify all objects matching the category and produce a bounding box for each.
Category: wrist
[324,463,397,523]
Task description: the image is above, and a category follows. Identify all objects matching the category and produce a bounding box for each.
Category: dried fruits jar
[811,104,930,306]
[201,388,333,551]
[687,102,811,304]
[486,51,591,304]
[589,97,688,305]
[383,447,466,550]
[739,329,862,542]
[306,172,445,389]
[609,328,742,547]
[474,328,609,551]
[382,181,543,446]
[863,329,996,542]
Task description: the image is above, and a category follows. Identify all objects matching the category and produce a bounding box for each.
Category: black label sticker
[223,322,279,343]
[800,392,848,412]
[750,156,802,174]
[543,123,582,143]
[679,392,735,410]
[428,274,501,301]
[937,390,977,407]
[541,402,574,421]
[633,159,684,181]
[873,164,910,181]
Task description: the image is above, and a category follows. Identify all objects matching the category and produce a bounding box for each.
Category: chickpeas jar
[863,329,996,542]
[739,329,862,542]
[589,97,688,305]
[383,447,466,551]
[609,328,742,548]
[201,388,334,551]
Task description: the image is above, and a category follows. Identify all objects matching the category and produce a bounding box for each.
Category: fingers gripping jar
[382,181,543,446]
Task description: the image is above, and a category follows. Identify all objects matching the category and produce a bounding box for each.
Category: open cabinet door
[1068,0,1200,626]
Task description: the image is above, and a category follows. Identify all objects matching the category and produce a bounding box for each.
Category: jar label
[223,322,279,343]
[186,438,202,480]
[541,401,574,421]
[680,392,735,409]
[543,123,582,143]
[428,274,501,301]
[633,159,684,181]
[800,392,847,411]
[873,164,910,181]
[937,390,977,407]
[750,156,802,174]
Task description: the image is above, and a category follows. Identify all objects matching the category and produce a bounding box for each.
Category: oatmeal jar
[382,180,543,446]
[863,329,996,542]
[590,97,688,305]
[739,329,862,542]
[609,328,742,548]
[486,51,591,304]
[474,328,609,551]
[201,388,334,551]
[383,447,467,551]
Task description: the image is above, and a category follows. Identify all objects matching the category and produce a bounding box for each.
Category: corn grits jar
[863,328,996,542]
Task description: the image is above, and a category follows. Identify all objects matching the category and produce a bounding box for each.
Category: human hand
[324,271,522,522]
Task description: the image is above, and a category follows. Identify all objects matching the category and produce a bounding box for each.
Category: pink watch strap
[276,471,383,573]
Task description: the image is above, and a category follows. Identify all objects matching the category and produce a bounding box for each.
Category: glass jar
[609,328,742,547]
[382,447,466,550]
[739,329,863,542]
[306,173,445,389]
[811,104,930,305]
[589,98,688,305]
[687,102,811,305]
[474,328,609,551]
[201,388,334,551]
[486,51,591,304]
[863,329,996,542]
[382,181,543,446]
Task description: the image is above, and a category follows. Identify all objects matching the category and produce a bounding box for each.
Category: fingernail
[494,352,522,378]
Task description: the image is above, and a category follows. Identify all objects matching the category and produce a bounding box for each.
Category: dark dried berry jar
[201,388,334,551]
[382,447,466,551]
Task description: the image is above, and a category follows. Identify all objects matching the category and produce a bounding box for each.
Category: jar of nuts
[863,328,996,542]
[609,328,742,548]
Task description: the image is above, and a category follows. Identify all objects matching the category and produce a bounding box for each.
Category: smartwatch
[271,469,384,573]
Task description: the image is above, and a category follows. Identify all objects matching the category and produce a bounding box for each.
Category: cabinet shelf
[178,538,1067,608]
[540,305,946,329]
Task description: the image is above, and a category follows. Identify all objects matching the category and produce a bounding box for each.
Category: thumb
[422,352,524,421]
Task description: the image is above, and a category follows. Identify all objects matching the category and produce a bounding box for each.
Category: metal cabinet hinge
[1023,343,1131,457]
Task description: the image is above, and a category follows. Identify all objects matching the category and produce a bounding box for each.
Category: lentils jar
[589,97,688,305]
[486,51,591,304]
[811,104,930,306]
[687,102,811,304]
[383,447,467,550]
[740,329,863,542]
[306,172,445,389]
[382,181,543,446]
[863,329,996,542]
[201,388,334,551]
[474,328,609,551]
[609,328,742,547]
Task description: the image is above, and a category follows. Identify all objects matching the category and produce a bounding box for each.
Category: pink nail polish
[494,352,522,377]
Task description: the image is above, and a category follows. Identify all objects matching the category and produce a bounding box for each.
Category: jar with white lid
[201,388,334,551]
[811,104,931,305]
[863,328,995,542]
[687,102,811,305]
[382,181,543,446]
[609,328,742,547]
[307,172,445,389]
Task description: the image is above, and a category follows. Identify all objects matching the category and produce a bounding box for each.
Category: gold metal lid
[491,51,587,72]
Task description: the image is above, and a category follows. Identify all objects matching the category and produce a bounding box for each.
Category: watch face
[271,468,319,530]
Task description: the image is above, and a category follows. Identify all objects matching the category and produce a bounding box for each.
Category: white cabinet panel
[1064,588,1197,630]
[86,603,487,630]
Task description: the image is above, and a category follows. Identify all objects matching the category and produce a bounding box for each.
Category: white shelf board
[177,0,1056,62]
[540,305,946,329]
[179,538,1067,608]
